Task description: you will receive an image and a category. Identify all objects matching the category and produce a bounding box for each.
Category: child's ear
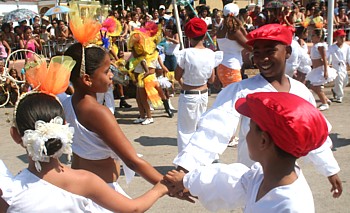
[10,126,22,145]
[260,131,273,150]
[285,45,292,59]
[82,74,92,87]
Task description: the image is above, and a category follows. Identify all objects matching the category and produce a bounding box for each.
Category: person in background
[1,23,15,50]
[328,29,349,103]
[0,33,11,62]
[306,28,337,111]
[19,26,42,60]
[216,3,252,88]
[175,18,223,153]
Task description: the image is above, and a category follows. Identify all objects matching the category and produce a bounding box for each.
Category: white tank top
[62,97,119,160]
[217,38,244,70]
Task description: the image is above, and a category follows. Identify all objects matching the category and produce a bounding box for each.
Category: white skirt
[306,66,337,86]
[157,76,172,88]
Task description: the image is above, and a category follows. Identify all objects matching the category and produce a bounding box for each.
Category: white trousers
[177,92,208,153]
[333,65,349,98]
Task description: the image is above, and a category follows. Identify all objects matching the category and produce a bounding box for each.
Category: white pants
[333,67,349,98]
[177,92,208,153]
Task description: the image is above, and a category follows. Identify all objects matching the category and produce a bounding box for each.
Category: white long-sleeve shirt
[184,162,314,212]
[173,74,340,177]
[328,42,350,73]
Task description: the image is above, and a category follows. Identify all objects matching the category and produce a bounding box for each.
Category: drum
[110,64,129,86]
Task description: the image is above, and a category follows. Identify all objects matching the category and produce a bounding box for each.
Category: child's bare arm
[141,60,150,78]
[82,170,168,212]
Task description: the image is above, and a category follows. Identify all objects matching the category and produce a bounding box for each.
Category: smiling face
[252,40,290,79]
[89,54,113,93]
[24,28,32,39]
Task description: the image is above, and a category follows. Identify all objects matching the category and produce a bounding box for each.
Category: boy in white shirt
[165,92,330,212]
[175,18,222,153]
[328,29,350,103]
[173,24,342,198]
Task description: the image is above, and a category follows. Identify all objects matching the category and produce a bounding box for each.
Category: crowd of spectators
[1,0,350,106]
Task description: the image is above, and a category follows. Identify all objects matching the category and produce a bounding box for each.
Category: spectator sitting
[5,68,21,106]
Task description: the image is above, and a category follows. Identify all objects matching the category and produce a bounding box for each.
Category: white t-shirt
[176,48,223,86]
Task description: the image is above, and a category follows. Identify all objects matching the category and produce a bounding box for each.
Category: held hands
[327,174,343,198]
[163,170,196,203]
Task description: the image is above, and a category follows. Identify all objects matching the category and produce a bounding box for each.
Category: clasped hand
[163,170,196,203]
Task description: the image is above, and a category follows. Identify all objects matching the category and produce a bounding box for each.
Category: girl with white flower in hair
[2,54,170,212]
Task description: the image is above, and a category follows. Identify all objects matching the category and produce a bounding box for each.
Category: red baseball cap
[333,29,346,38]
[185,17,207,39]
[235,92,328,158]
[246,24,293,46]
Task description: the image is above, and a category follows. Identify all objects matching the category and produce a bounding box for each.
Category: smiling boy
[173,24,342,198]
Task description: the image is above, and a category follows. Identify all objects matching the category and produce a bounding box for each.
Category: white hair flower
[22,116,74,172]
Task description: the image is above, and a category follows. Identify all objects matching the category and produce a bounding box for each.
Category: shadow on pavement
[134,136,177,146]
[329,133,350,151]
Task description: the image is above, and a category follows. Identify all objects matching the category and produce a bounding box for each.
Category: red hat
[185,17,207,39]
[246,24,293,46]
[235,92,328,158]
[333,29,346,38]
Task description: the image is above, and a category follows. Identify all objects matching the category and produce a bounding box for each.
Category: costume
[5,169,101,212]
[217,38,244,87]
[328,42,350,100]
[176,47,222,153]
[173,74,340,177]
[307,42,337,86]
[128,22,164,108]
[183,163,314,212]
[62,97,135,185]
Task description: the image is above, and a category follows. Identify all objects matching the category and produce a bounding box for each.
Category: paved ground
[0,86,349,212]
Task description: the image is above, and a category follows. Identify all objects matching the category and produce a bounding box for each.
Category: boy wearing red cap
[328,29,349,103]
[165,92,328,212]
[173,24,342,198]
[174,17,223,153]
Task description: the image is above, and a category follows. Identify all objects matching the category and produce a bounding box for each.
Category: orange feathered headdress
[68,1,101,46]
[25,55,76,95]
[68,1,102,77]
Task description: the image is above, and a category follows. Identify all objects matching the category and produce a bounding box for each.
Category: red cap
[333,29,346,38]
[185,17,207,38]
[235,92,328,158]
[246,24,293,46]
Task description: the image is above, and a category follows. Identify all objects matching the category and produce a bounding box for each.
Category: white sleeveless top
[310,42,327,60]
[62,97,119,160]
[217,38,244,70]
[62,97,136,183]
[7,169,100,212]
